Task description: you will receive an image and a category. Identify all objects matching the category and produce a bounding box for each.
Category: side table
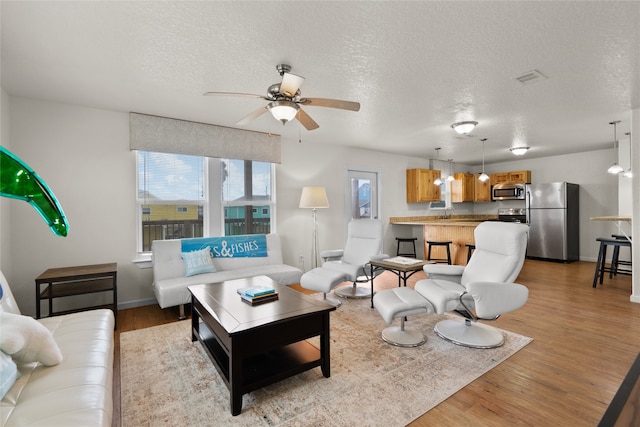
[35,263,117,328]
[367,257,431,308]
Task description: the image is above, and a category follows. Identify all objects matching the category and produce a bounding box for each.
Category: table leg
[370,267,375,308]
[320,313,331,378]
[230,347,243,416]
[191,299,198,342]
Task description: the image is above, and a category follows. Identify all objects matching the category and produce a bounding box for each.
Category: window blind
[129,113,281,164]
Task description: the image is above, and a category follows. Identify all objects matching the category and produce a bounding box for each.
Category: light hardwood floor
[112,260,640,426]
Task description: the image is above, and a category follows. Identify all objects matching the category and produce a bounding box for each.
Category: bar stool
[395,237,417,258]
[592,237,632,288]
[465,243,475,263]
[611,234,632,276]
[426,240,452,264]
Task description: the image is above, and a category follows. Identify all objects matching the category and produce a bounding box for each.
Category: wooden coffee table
[188,275,336,416]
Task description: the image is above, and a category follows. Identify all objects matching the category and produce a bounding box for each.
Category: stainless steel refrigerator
[525,182,580,262]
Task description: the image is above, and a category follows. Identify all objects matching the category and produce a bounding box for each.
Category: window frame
[135,151,209,254]
[135,153,276,256]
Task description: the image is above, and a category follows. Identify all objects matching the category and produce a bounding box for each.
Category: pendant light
[479,138,490,182]
[623,131,633,178]
[446,159,455,181]
[433,148,443,185]
[607,120,624,174]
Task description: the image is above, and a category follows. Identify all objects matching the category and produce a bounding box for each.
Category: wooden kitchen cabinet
[490,172,509,184]
[406,168,441,202]
[452,172,492,203]
[474,176,492,202]
[490,170,531,185]
[507,170,531,183]
[451,173,475,202]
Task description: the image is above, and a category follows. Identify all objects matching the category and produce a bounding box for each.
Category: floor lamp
[299,186,329,269]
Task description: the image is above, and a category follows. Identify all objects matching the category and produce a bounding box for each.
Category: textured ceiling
[1,1,638,165]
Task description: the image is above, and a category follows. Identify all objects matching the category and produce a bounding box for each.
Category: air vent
[515,69,548,85]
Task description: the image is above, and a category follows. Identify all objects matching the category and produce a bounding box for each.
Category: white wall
[0,95,632,313]
[3,97,154,316]
[1,89,12,280]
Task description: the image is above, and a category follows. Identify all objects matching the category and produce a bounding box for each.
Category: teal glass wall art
[0,146,68,236]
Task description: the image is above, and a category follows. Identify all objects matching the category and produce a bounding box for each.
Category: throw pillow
[181,246,216,277]
[0,312,63,366]
[0,351,19,399]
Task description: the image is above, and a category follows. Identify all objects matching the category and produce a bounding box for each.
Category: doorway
[346,169,380,221]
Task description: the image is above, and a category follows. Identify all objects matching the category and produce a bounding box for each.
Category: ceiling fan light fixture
[267,100,299,124]
[450,121,478,134]
[509,146,530,155]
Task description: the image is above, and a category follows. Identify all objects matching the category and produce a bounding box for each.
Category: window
[137,151,206,252]
[136,153,275,253]
[222,159,274,236]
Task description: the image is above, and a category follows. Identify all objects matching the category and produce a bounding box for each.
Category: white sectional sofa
[152,233,303,317]
[0,270,114,427]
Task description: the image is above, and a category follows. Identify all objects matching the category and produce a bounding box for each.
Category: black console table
[35,263,117,328]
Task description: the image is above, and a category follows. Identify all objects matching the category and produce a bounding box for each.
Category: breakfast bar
[390,216,494,265]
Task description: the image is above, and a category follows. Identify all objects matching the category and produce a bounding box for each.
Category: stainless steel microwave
[492,183,526,201]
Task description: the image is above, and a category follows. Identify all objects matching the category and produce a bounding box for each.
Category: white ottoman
[373,287,433,347]
[300,267,348,306]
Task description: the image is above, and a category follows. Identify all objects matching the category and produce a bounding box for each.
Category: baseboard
[118,298,157,310]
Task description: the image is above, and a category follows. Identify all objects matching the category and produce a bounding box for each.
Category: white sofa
[152,233,303,317]
[0,270,114,427]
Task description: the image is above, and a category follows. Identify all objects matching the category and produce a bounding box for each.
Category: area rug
[120,297,532,426]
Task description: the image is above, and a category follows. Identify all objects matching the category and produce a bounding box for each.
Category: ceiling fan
[204,64,360,131]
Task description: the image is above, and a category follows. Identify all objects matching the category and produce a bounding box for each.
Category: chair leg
[321,292,342,307]
[381,317,426,347]
[593,241,605,288]
[599,245,608,284]
[446,244,451,265]
[611,245,620,278]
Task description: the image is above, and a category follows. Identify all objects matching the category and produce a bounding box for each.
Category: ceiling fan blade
[280,73,305,97]
[296,108,319,131]
[203,91,269,100]
[299,97,360,111]
[236,106,268,125]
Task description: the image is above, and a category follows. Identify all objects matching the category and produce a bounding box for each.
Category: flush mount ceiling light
[267,100,299,124]
[607,120,624,174]
[479,138,490,182]
[509,146,530,156]
[623,131,633,178]
[450,121,478,135]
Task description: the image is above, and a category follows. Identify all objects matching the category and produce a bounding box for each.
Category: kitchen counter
[392,220,483,226]
[590,216,632,222]
[390,215,496,226]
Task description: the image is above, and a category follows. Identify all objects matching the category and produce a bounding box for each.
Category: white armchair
[321,219,388,298]
[415,221,529,348]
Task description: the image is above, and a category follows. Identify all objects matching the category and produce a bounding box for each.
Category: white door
[346,169,380,221]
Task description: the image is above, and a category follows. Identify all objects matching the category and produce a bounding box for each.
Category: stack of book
[237,285,279,305]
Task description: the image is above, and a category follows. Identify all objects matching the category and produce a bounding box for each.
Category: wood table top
[590,216,632,221]
[188,275,335,335]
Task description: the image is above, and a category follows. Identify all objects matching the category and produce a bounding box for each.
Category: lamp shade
[299,186,329,209]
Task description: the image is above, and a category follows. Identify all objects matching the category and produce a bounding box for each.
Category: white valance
[129,113,281,164]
